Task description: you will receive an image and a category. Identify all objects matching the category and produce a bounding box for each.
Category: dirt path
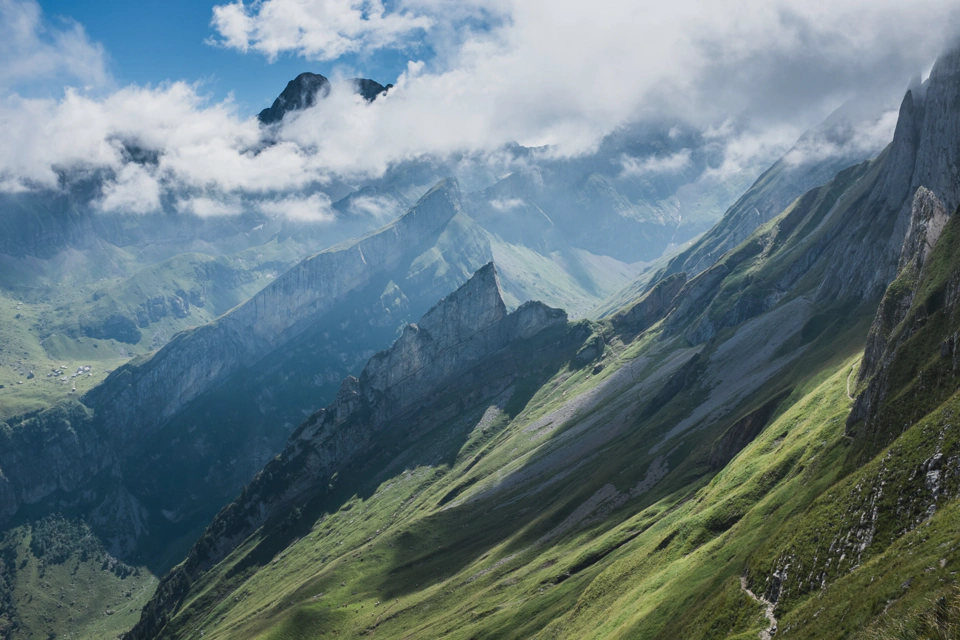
[740,576,778,639]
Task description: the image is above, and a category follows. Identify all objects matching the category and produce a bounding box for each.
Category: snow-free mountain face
[118,43,960,640]
[0,51,940,640]
[257,72,392,124]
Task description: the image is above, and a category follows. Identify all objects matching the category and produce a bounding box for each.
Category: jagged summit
[125,265,577,638]
[417,262,508,343]
[361,262,566,407]
[351,77,392,102]
[257,72,392,124]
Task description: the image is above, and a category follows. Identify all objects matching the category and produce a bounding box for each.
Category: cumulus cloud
[209,0,433,61]
[258,192,335,221]
[176,196,243,217]
[98,164,162,213]
[783,108,900,167]
[621,150,693,177]
[1,0,960,218]
[0,0,108,90]
[489,197,525,211]
[346,194,399,222]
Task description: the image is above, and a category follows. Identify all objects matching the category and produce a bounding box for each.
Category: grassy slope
[158,331,960,639]
[0,289,129,420]
[132,154,914,639]
[143,298,875,639]
[0,517,157,640]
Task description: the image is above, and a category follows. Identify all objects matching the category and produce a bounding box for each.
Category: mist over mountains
[4,2,960,639]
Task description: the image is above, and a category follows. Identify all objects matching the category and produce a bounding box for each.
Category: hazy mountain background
[2,0,960,638]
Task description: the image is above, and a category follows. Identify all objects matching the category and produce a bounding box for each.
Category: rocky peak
[258,72,331,124]
[417,262,507,345]
[899,186,949,272]
[359,262,565,409]
[84,177,464,448]
[129,264,571,598]
[909,45,960,217]
[351,78,392,102]
[258,72,392,124]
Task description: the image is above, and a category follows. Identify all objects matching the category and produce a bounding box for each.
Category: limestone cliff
[0,179,490,553]
[848,186,955,441]
[85,179,463,449]
[190,263,565,571]
[126,263,577,639]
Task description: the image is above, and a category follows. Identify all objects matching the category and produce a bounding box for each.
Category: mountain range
[0,47,956,640]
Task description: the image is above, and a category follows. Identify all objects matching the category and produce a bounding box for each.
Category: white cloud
[621,150,693,178]
[98,164,162,213]
[258,192,335,221]
[347,194,398,222]
[0,0,108,90]
[209,0,433,61]
[1,0,959,218]
[783,108,900,167]
[176,196,243,217]
[489,197,524,211]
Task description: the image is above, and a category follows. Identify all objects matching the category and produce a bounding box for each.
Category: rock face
[849,187,952,433]
[899,186,950,273]
[635,45,960,349]
[815,47,960,303]
[257,73,331,124]
[198,263,565,568]
[0,179,498,560]
[0,403,110,523]
[610,272,686,337]
[84,179,464,449]
[257,72,391,124]
[660,98,898,280]
[126,264,577,640]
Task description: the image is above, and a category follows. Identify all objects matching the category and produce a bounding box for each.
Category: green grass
[142,320,873,640]
[0,290,129,420]
[0,516,157,640]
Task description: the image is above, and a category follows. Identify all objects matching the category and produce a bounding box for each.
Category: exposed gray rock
[816,46,960,304]
[85,179,464,450]
[850,186,952,429]
[900,186,950,272]
[126,264,577,639]
[611,272,686,336]
[0,402,112,522]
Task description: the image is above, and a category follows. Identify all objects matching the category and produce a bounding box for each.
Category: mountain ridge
[117,44,960,640]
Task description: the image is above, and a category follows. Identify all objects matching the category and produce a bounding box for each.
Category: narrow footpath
[740,576,778,639]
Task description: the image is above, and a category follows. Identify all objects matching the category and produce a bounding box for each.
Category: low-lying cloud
[0,0,958,218]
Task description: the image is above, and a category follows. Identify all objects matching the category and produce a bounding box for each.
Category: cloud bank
[0,0,958,217]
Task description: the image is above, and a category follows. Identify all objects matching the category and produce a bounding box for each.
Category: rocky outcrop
[857,188,949,385]
[815,47,960,304]
[636,45,960,351]
[849,187,953,433]
[126,264,576,640]
[661,97,897,280]
[84,179,464,450]
[194,263,566,569]
[611,272,686,337]
[0,403,112,522]
[257,73,331,124]
[257,73,392,124]
[351,78,392,102]
[0,179,477,539]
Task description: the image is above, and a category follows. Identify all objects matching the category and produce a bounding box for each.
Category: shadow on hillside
[220,322,588,588]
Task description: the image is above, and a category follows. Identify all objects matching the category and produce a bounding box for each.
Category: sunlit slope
[131,158,899,636]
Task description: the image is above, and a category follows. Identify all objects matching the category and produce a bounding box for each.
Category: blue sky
[37,0,418,114]
[2,0,958,208]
